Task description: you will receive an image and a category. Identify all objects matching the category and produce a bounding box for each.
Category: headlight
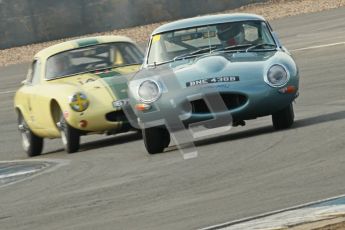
[138,80,162,103]
[266,64,289,87]
[69,92,89,112]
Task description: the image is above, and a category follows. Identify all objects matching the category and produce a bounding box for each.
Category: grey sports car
[126,13,299,154]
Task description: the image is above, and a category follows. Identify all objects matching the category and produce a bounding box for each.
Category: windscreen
[46,42,143,80]
[147,20,276,65]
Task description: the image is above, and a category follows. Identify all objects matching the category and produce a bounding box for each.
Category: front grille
[191,99,210,114]
[221,93,247,110]
[105,110,127,122]
[190,93,247,114]
[105,110,132,133]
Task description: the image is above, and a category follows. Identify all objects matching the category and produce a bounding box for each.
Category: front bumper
[66,107,130,133]
[133,81,298,129]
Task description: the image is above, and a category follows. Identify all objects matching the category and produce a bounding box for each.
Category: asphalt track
[0,7,345,230]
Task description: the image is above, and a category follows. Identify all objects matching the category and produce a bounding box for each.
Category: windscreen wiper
[211,44,254,53]
[89,63,142,72]
[147,59,175,67]
[245,43,277,52]
[173,46,217,61]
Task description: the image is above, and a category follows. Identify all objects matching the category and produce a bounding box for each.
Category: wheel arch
[15,105,31,128]
[50,99,62,127]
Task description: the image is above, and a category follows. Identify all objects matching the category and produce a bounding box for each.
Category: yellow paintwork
[152,34,161,43]
[14,36,141,139]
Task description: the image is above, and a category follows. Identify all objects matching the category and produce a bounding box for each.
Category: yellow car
[14,36,143,157]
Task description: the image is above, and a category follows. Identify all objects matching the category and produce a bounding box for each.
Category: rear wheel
[272,103,295,130]
[57,111,80,154]
[17,112,43,157]
[142,127,170,154]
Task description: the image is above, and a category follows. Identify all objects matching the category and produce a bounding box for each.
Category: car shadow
[79,131,142,152]
[42,131,142,156]
[294,110,345,128]
[167,109,345,151]
[44,148,65,155]
[44,110,345,156]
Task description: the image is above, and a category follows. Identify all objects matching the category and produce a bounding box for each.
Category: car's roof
[152,13,265,35]
[35,35,135,60]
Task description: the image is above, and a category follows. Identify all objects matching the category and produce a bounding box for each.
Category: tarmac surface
[0,7,345,230]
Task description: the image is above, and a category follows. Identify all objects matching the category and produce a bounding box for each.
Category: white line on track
[200,193,345,230]
[0,169,39,179]
[0,159,69,188]
[291,41,345,51]
[221,204,345,230]
[0,90,15,95]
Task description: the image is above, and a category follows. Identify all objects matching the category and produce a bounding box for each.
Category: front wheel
[18,112,43,157]
[57,112,80,154]
[272,103,295,130]
[142,127,170,154]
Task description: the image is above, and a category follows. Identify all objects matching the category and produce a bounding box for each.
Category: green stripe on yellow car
[95,64,141,99]
[95,65,141,79]
[102,78,128,100]
[51,65,140,102]
[76,38,99,47]
[96,71,121,78]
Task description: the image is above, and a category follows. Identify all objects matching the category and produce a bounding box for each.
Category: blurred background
[0,0,265,49]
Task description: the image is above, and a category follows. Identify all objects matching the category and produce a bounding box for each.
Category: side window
[261,22,275,44]
[26,60,40,84]
[25,65,34,84]
[31,60,41,85]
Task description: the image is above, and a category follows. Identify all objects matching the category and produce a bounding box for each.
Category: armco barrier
[0,0,266,49]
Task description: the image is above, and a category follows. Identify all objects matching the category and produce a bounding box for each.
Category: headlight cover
[69,92,89,112]
[138,80,162,103]
[266,64,289,87]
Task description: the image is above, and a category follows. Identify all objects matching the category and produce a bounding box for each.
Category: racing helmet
[217,22,245,45]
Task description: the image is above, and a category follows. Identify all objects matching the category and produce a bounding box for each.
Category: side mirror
[281,46,291,55]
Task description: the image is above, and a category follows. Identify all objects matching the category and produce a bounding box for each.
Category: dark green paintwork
[96,71,121,78]
[102,77,129,100]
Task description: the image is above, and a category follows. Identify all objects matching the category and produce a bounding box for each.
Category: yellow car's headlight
[69,92,89,112]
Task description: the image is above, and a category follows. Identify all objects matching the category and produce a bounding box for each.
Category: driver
[217,22,246,46]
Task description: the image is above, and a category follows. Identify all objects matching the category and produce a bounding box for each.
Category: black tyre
[57,112,80,154]
[17,112,43,157]
[272,103,295,130]
[162,128,171,148]
[142,127,170,154]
